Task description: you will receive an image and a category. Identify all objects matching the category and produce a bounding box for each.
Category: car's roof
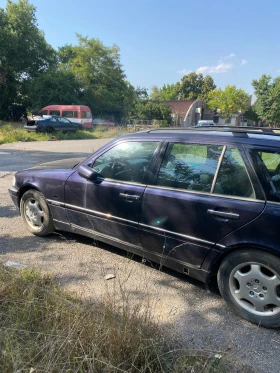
[119,128,280,148]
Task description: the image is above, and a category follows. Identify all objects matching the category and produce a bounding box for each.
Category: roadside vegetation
[0,265,232,373]
[0,123,126,145]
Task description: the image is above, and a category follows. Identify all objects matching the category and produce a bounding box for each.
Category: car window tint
[92,142,159,183]
[50,118,57,122]
[250,150,280,202]
[214,148,255,198]
[156,143,223,192]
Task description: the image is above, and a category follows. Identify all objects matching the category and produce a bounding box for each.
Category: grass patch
[0,122,128,145]
[0,266,229,373]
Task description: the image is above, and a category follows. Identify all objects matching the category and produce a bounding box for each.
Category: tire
[218,249,280,328]
[20,189,54,236]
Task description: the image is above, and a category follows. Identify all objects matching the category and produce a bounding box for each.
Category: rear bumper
[8,187,20,209]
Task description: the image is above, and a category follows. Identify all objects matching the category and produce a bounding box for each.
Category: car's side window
[50,118,57,123]
[249,149,280,202]
[214,147,255,198]
[156,143,223,192]
[57,118,69,123]
[92,141,159,183]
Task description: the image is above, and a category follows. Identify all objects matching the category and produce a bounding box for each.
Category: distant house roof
[163,100,196,113]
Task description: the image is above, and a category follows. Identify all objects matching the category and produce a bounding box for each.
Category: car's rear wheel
[20,189,54,236]
[218,249,280,328]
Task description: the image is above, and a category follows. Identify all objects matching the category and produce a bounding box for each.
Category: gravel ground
[1,139,280,373]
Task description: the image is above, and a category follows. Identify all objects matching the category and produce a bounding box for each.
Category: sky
[2,0,280,94]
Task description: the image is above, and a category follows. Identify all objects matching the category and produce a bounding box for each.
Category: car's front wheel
[20,189,54,236]
[218,249,280,328]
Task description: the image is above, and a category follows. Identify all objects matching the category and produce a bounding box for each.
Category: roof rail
[145,126,280,137]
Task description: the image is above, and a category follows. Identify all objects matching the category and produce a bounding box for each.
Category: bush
[0,123,125,145]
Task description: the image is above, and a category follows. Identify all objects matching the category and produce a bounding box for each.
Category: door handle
[119,193,140,201]
[207,209,240,220]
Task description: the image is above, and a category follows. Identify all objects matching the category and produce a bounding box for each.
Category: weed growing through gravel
[0,265,230,373]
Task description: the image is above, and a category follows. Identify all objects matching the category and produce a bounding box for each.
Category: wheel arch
[18,184,41,210]
[206,243,280,289]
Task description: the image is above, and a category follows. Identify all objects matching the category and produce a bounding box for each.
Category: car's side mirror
[78,165,99,182]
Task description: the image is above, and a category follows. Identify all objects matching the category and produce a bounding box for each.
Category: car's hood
[30,157,85,170]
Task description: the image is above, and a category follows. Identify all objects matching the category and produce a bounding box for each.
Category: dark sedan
[8,127,280,328]
[24,115,84,133]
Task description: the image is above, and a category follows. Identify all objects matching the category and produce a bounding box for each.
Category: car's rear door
[57,117,73,130]
[139,140,265,269]
[64,139,161,248]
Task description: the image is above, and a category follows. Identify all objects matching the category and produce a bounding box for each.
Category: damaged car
[8,127,280,328]
[24,115,84,133]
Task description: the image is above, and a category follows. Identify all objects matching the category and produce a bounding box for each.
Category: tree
[58,35,128,119]
[207,85,250,120]
[150,84,177,101]
[0,0,56,120]
[175,72,204,100]
[199,75,216,102]
[133,100,172,124]
[243,106,259,124]
[27,70,82,111]
[252,75,280,126]
[175,72,216,101]
[5,0,56,77]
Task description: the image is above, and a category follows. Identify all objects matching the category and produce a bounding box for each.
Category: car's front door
[64,140,160,248]
[139,141,265,269]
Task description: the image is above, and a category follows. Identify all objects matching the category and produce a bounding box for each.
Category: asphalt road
[1,139,280,373]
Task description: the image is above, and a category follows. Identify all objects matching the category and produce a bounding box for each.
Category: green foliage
[58,34,127,119]
[0,0,56,120]
[243,105,259,123]
[133,100,172,123]
[0,123,124,145]
[175,72,216,101]
[5,0,56,76]
[150,84,177,101]
[208,85,249,120]
[252,75,280,126]
[28,70,82,111]
[199,75,217,102]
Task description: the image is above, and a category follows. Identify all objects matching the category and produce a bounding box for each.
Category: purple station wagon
[9,127,280,328]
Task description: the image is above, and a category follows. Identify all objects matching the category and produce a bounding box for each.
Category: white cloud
[219,53,236,63]
[177,69,192,75]
[196,63,233,74]
[241,59,248,66]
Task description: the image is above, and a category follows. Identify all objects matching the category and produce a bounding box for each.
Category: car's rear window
[82,111,91,118]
